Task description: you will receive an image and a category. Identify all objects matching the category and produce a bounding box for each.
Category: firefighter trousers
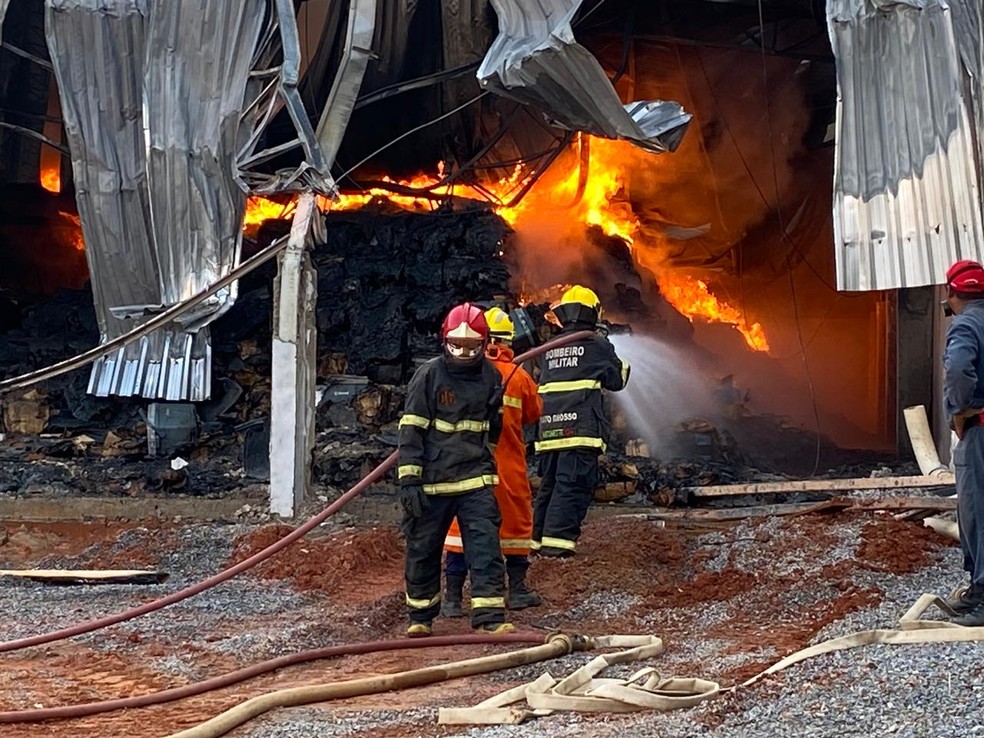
[954,425,984,586]
[403,486,506,628]
[533,448,599,554]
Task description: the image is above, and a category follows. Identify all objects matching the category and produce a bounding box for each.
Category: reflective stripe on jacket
[445,344,542,555]
[398,355,502,495]
[534,327,629,453]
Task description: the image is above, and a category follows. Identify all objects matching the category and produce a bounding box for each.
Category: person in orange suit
[441,307,543,615]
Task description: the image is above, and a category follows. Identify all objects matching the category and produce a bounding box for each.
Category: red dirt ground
[0,511,957,737]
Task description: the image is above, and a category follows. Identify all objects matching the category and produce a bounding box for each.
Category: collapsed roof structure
[0,0,981,437]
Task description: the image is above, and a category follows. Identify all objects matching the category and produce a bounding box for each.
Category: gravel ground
[0,514,976,738]
[1,522,343,657]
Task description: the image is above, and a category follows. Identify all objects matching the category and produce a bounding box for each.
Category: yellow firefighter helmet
[484,307,515,343]
[554,285,602,326]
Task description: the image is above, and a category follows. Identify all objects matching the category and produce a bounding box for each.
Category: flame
[659,276,770,352]
[58,212,85,251]
[241,140,770,352]
[41,166,61,194]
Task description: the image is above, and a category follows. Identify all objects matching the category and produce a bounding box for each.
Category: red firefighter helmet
[441,302,489,364]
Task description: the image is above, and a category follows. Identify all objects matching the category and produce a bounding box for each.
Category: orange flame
[241,140,769,352]
[658,276,769,352]
[58,212,85,251]
[41,166,61,194]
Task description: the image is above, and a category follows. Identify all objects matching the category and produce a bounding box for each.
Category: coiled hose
[0,330,593,654]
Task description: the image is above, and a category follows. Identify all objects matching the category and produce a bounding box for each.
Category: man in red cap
[942,259,984,625]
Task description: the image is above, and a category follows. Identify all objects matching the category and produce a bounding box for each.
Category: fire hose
[0,330,594,655]
[0,632,558,724]
[164,634,581,738]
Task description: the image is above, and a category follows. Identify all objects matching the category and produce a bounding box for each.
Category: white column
[270,192,322,517]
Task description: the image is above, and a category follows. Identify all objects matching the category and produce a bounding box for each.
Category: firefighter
[942,260,984,626]
[533,285,629,557]
[442,307,544,617]
[398,302,514,637]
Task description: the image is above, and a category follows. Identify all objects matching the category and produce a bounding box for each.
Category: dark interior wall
[0,0,51,185]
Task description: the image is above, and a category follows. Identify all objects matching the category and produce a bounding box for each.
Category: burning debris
[0,172,904,502]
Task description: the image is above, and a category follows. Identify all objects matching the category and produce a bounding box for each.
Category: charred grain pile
[0,204,887,503]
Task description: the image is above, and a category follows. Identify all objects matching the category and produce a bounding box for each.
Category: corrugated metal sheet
[45,0,174,397]
[46,0,272,400]
[949,0,984,189]
[828,0,984,291]
[477,0,691,154]
[143,0,265,327]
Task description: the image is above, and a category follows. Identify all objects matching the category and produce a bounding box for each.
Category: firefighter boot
[475,622,517,634]
[440,573,466,619]
[952,599,984,627]
[406,622,432,638]
[945,582,984,615]
[506,557,543,610]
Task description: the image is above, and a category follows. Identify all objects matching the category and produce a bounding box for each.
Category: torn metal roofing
[45,0,171,397]
[142,0,266,329]
[477,0,691,154]
[828,0,984,291]
[46,0,334,401]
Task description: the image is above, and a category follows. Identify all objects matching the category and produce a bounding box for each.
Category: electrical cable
[691,49,849,296]
[333,92,490,184]
[755,0,823,477]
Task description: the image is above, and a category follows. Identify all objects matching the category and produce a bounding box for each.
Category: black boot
[506,556,542,610]
[945,582,984,615]
[953,599,984,627]
[441,573,466,618]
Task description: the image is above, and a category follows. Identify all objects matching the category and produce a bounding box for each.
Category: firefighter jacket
[398,355,502,495]
[446,344,543,556]
[534,324,629,453]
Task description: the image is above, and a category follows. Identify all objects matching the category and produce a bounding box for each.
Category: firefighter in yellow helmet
[533,286,630,557]
[442,307,543,616]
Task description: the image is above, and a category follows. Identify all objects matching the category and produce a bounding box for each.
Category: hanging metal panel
[477,0,691,154]
[143,0,266,329]
[828,0,984,291]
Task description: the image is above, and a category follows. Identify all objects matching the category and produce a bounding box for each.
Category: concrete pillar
[270,192,323,517]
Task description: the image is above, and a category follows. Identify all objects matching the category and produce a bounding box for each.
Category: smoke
[607,333,718,456]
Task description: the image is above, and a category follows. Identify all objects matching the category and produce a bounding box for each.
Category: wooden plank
[624,496,955,524]
[625,502,833,523]
[688,474,954,498]
[0,569,169,585]
[851,497,957,512]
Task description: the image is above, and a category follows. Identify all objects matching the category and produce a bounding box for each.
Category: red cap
[947,260,984,293]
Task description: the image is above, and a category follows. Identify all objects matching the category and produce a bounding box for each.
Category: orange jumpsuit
[444,344,542,556]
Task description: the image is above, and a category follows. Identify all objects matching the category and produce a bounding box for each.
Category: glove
[399,484,427,520]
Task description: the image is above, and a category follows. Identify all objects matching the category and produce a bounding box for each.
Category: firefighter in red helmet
[397,302,513,637]
[442,307,544,617]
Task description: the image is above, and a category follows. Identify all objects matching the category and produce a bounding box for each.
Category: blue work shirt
[944,301,984,418]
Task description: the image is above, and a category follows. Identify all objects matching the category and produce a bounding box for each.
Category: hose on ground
[0,330,593,654]
[167,633,579,738]
[0,632,551,724]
